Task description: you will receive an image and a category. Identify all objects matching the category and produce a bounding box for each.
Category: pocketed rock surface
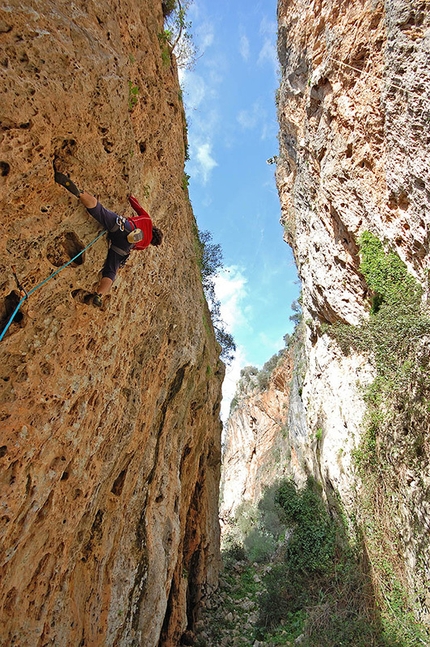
[0,2,223,646]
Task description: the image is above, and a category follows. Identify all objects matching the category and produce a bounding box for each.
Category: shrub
[162,0,177,17]
[162,0,197,70]
[128,81,139,110]
[358,231,421,312]
[257,563,308,632]
[243,528,277,563]
[196,229,236,364]
[276,478,336,575]
[326,231,430,644]
[222,540,247,564]
[255,478,393,645]
[329,231,430,438]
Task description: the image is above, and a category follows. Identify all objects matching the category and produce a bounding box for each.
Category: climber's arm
[129,195,150,218]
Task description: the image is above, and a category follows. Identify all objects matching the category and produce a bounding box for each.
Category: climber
[54,171,163,307]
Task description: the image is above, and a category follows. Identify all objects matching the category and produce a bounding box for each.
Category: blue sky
[178,0,300,417]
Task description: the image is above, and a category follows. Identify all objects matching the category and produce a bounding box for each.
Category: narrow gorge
[220,0,430,645]
[1,0,430,646]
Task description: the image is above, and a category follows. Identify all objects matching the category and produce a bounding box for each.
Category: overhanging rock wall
[0,2,224,645]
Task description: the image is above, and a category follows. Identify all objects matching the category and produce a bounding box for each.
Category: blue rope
[0,229,107,342]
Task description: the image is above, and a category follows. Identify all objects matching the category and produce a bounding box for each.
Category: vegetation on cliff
[199,477,428,646]
[331,231,430,459]
[229,299,302,412]
[215,230,430,644]
[325,231,430,644]
[161,0,197,69]
[196,227,236,363]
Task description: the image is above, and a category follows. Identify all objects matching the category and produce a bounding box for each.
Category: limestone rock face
[0,2,223,645]
[276,0,430,622]
[221,356,293,522]
[277,0,429,327]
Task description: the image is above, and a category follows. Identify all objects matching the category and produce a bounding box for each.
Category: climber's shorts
[87,201,132,282]
[87,201,122,232]
[101,248,130,281]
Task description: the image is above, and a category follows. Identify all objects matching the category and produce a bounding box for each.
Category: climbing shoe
[127,228,143,244]
[54,171,82,197]
[93,293,103,308]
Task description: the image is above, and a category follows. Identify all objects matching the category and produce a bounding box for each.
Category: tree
[163,0,198,70]
[198,229,236,364]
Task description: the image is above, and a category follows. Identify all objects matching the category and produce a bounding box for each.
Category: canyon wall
[220,355,293,523]
[0,2,223,646]
[222,0,430,629]
[276,0,430,622]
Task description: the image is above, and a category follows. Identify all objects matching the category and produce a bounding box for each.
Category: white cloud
[214,266,248,333]
[237,101,266,131]
[220,345,248,423]
[179,16,224,187]
[258,331,285,357]
[187,122,219,185]
[212,267,250,421]
[192,9,215,51]
[237,108,258,130]
[259,15,277,38]
[180,69,206,110]
[198,26,214,51]
[258,16,278,75]
[239,34,250,61]
[258,39,277,70]
[195,142,218,184]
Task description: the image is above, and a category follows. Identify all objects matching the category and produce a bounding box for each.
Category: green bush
[162,0,177,17]
[358,231,421,312]
[162,0,197,70]
[220,475,429,646]
[233,500,259,537]
[329,231,430,441]
[222,540,247,564]
[255,478,405,646]
[326,231,430,645]
[257,484,287,539]
[128,81,139,110]
[276,478,336,575]
[243,528,277,563]
[257,563,308,633]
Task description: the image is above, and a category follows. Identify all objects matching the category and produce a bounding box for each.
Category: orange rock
[0,1,223,645]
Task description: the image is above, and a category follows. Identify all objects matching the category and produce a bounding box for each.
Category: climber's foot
[54,171,82,197]
[93,293,103,308]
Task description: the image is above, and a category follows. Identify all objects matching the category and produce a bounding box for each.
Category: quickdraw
[11,265,28,298]
[116,215,127,232]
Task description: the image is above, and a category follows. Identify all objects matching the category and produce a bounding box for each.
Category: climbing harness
[0,229,107,342]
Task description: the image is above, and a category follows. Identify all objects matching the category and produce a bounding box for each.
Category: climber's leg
[79,191,97,209]
[96,276,113,296]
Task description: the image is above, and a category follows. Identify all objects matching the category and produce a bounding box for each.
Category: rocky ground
[195,557,302,647]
